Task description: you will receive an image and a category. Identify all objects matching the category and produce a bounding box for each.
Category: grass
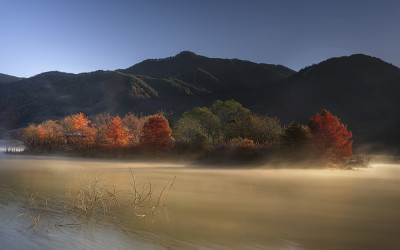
[17,170,176,233]
[66,175,121,218]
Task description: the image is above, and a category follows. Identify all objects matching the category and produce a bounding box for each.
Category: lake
[0,153,400,249]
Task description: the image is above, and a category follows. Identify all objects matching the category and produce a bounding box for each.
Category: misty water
[1,151,400,249]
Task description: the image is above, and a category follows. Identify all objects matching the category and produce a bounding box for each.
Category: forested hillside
[1,52,400,151]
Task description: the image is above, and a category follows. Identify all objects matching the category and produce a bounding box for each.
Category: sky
[1,0,399,77]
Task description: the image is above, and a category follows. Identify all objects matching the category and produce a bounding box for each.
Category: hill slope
[0,73,23,84]
[0,52,294,128]
[1,52,400,151]
[120,51,295,107]
[268,54,400,151]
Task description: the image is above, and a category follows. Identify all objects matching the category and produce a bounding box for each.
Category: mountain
[0,52,294,128]
[119,51,295,108]
[121,51,293,89]
[267,54,400,151]
[1,52,399,152]
[0,70,207,128]
[0,73,23,84]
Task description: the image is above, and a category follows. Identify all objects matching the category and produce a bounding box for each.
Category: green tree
[211,99,251,125]
[247,115,283,144]
[181,107,220,142]
[210,100,251,142]
[210,100,282,144]
[282,122,311,148]
[173,117,204,143]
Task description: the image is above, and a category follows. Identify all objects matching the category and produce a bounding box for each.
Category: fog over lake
[0,152,400,250]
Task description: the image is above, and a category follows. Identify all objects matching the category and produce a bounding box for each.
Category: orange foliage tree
[105,116,131,147]
[18,121,64,151]
[18,124,42,151]
[36,125,46,146]
[308,109,353,163]
[139,114,173,151]
[39,120,64,150]
[65,113,96,150]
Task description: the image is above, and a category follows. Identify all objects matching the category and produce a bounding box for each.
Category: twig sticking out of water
[128,169,176,220]
[128,169,154,217]
[17,212,40,229]
[23,187,39,208]
[18,170,176,233]
[162,176,176,207]
[66,174,121,219]
[19,188,56,230]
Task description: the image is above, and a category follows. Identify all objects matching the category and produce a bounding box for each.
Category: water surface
[0,154,400,249]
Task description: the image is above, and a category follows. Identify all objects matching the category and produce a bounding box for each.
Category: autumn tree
[39,120,64,150]
[139,114,173,151]
[121,112,146,145]
[36,125,46,147]
[17,120,64,151]
[18,124,41,151]
[92,113,113,145]
[308,109,353,163]
[65,113,96,150]
[105,116,131,147]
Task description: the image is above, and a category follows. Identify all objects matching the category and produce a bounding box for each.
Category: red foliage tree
[139,114,173,151]
[308,109,353,163]
[105,116,131,147]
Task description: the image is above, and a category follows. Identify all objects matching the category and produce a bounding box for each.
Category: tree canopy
[308,109,353,163]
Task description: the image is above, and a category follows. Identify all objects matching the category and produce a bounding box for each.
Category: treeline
[17,100,354,165]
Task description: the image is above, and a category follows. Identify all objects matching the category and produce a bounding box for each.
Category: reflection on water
[1,155,400,249]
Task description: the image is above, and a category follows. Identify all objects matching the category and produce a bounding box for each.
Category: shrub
[227,137,255,151]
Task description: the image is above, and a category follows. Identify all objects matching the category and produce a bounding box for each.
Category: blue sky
[1,0,399,77]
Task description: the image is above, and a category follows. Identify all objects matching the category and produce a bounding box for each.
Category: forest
[16,100,358,167]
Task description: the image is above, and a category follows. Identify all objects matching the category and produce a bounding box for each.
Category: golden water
[0,154,400,249]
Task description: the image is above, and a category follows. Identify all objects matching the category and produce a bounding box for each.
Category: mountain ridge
[1,51,399,151]
[0,73,23,84]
